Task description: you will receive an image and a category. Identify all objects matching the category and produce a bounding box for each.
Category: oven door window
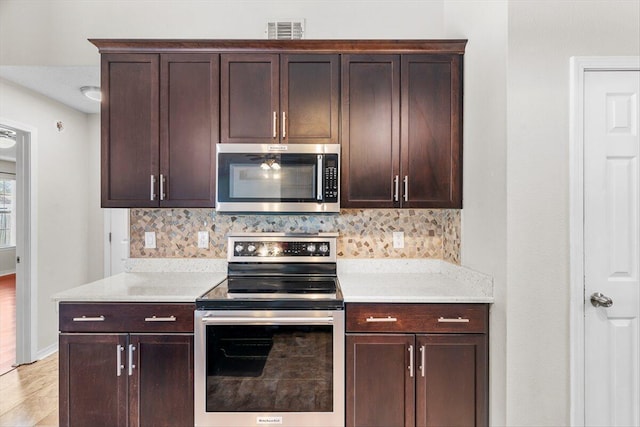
[205,324,333,412]
[218,153,318,202]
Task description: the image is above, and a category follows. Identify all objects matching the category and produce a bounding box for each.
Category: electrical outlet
[198,231,209,249]
[392,231,404,249]
[144,232,156,249]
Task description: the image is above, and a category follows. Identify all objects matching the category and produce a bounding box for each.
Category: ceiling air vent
[267,21,304,40]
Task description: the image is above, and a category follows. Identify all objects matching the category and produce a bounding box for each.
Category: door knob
[590,292,613,308]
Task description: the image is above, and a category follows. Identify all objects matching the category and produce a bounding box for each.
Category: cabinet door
[401,55,462,208]
[346,334,415,427]
[59,333,128,427]
[101,54,159,208]
[281,54,339,144]
[341,55,400,208]
[160,54,219,207]
[129,334,194,427]
[221,54,279,143]
[415,334,488,427]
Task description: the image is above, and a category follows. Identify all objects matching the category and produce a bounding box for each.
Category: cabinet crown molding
[89,39,467,54]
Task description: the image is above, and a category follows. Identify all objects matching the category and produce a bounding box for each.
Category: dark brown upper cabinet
[341,55,400,208]
[221,53,339,144]
[101,53,219,208]
[341,54,462,209]
[93,40,465,209]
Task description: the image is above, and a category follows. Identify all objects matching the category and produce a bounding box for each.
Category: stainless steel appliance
[195,233,344,427]
[216,144,340,213]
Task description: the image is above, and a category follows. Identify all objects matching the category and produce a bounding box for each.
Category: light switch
[144,232,156,249]
[393,231,404,249]
[198,231,209,249]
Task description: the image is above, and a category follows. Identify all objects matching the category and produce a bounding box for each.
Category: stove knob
[306,244,316,253]
[247,244,256,253]
[319,243,329,253]
[234,244,244,253]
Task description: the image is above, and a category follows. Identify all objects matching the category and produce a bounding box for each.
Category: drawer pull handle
[438,316,470,323]
[73,315,105,322]
[144,315,176,322]
[366,316,398,323]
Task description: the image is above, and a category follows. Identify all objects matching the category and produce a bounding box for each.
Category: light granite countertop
[52,258,493,304]
[337,259,493,303]
[52,272,226,303]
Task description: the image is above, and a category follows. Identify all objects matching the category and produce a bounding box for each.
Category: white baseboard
[0,269,16,277]
[36,342,58,360]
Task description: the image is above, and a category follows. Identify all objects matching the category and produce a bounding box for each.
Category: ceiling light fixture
[80,86,102,102]
[0,135,16,149]
[0,129,16,149]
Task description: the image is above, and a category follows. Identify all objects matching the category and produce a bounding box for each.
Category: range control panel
[232,240,331,257]
[227,233,338,262]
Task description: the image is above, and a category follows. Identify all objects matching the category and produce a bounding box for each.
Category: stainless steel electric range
[194,233,344,427]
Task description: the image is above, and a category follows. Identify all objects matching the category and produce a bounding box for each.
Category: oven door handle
[201,316,334,325]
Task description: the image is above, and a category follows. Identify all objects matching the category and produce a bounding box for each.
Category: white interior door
[584,69,640,426]
[103,208,129,276]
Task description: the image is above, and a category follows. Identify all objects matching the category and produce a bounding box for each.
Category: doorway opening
[0,129,17,374]
[0,119,36,371]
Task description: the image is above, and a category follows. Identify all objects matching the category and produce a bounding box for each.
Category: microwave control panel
[324,155,339,202]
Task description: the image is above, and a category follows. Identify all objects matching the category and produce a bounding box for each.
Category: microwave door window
[229,163,316,201]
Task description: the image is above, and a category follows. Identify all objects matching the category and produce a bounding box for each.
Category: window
[0,174,16,248]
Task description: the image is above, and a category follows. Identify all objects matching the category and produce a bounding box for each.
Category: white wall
[0,78,101,353]
[87,113,103,281]
[443,3,508,424]
[0,0,444,65]
[506,1,640,425]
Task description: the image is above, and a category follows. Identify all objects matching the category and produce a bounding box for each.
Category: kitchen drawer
[346,303,488,334]
[59,302,195,333]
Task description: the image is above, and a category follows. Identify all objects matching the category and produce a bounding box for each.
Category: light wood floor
[0,274,16,375]
[0,352,58,426]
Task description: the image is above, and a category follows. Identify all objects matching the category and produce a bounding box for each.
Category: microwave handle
[317,155,323,201]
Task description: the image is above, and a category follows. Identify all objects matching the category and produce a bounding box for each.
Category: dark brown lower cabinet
[58,303,194,427]
[416,334,487,427]
[346,303,489,427]
[59,334,128,427]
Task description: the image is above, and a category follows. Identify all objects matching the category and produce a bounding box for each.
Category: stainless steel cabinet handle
[419,345,425,377]
[590,292,613,308]
[317,155,323,201]
[393,175,399,202]
[150,175,156,201]
[116,345,124,377]
[408,345,414,378]
[144,315,176,322]
[273,111,277,138]
[73,315,105,322]
[437,317,470,323]
[159,174,165,201]
[403,176,408,202]
[202,316,334,325]
[128,344,136,376]
[282,111,287,139]
[365,316,398,323]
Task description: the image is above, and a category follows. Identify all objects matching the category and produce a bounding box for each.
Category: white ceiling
[0,66,100,114]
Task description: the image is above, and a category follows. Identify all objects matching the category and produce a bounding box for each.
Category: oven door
[216,144,339,213]
[194,309,345,427]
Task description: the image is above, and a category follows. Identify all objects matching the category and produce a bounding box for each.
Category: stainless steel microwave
[216,144,340,213]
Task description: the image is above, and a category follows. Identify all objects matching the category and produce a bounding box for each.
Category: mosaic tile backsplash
[130,209,461,264]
